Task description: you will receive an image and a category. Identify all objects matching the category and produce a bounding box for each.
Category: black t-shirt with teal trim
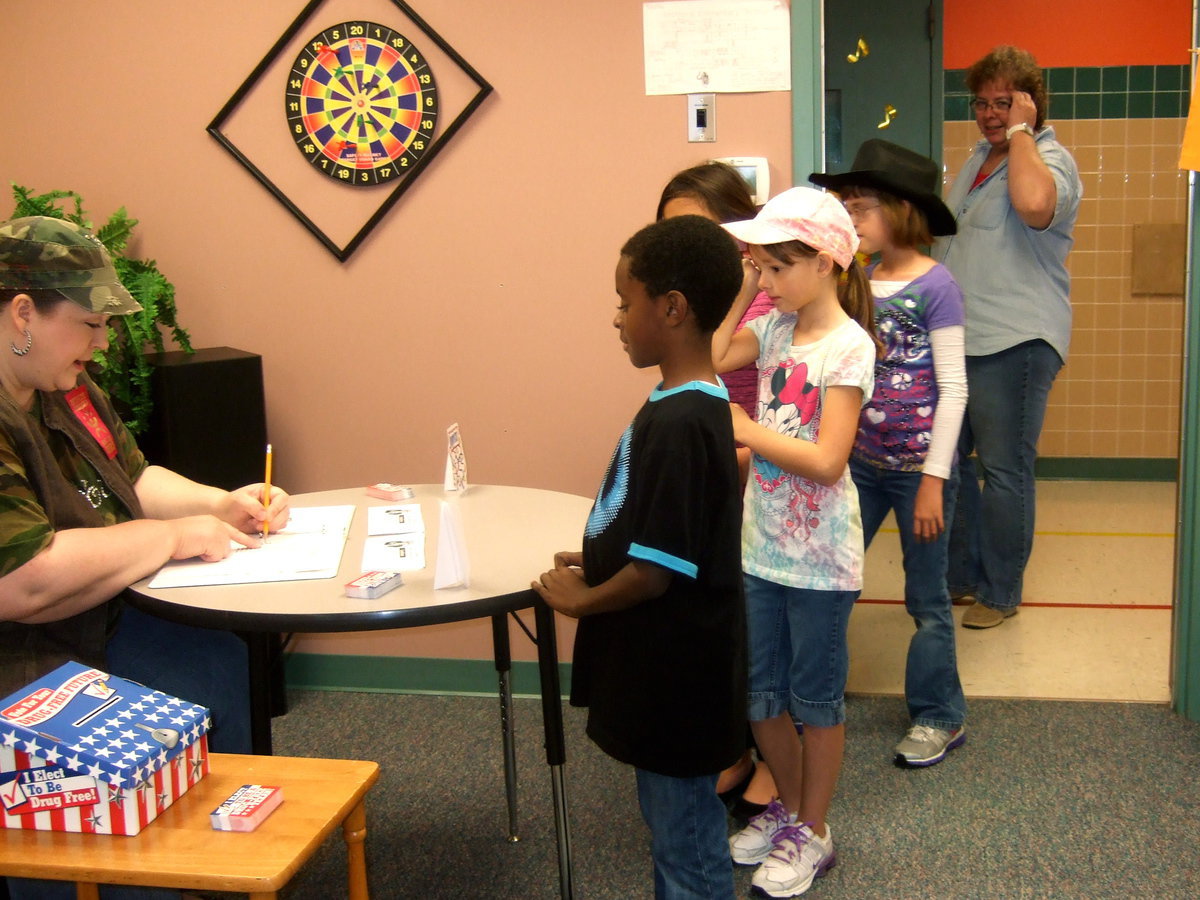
[570,381,747,777]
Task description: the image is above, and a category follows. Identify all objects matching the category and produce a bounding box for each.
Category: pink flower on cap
[722,186,860,270]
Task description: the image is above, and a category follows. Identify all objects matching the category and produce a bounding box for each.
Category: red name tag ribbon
[65,386,118,460]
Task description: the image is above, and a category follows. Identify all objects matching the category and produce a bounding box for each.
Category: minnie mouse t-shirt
[743,313,876,591]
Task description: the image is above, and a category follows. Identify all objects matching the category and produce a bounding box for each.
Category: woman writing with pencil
[0,216,288,758]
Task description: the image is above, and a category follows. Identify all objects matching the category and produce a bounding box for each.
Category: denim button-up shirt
[933,126,1082,362]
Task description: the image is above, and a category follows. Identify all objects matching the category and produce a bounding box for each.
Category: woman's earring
[10,328,32,357]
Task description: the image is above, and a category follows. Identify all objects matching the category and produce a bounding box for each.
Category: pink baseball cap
[722,186,860,269]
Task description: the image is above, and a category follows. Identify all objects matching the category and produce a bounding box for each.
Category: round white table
[129,483,591,899]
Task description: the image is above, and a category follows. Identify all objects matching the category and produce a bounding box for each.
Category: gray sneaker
[894,724,965,767]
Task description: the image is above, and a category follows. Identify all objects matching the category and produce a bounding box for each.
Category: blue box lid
[0,661,210,789]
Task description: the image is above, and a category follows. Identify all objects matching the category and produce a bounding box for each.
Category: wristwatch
[1005,123,1035,141]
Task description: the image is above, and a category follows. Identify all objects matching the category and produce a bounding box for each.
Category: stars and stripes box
[0,661,210,835]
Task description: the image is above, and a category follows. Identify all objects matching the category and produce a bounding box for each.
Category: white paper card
[361,534,426,572]
[444,422,468,492]
[642,0,791,95]
[433,500,470,589]
[149,505,354,588]
[366,503,424,536]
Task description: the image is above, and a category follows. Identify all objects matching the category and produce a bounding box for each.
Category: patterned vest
[0,375,143,695]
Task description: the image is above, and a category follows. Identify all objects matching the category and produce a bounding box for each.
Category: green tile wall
[944,64,1190,121]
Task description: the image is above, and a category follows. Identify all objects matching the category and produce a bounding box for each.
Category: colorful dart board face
[285,21,438,186]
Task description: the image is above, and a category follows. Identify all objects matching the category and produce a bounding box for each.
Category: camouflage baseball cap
[0,216,141,314]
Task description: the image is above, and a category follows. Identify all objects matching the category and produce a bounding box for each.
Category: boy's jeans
[636,768,734,900]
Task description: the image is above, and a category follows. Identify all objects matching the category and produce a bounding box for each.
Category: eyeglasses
[843,201,881,220]
[971,97,1012,114]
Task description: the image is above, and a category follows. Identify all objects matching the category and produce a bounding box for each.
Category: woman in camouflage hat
[0,217,288,750]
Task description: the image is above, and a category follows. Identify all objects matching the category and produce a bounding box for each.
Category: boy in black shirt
[533,215,747,899]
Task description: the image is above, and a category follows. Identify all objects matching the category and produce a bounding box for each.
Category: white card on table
[433,499,470,589]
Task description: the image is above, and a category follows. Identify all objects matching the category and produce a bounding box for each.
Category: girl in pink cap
[712,186,879,898]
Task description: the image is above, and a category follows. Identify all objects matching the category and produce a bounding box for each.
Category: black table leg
[491,613,520,841]
[533,598,573,900]
[239,631,274,755]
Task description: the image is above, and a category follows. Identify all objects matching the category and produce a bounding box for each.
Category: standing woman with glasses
[933,45,1082,630]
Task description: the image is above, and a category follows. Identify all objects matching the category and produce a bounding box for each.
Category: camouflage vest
[0,376,144,695]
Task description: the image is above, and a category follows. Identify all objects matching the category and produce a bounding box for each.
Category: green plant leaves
[8,183,193,434]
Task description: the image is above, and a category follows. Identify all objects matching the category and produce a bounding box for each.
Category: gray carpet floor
[253,689,1200,899]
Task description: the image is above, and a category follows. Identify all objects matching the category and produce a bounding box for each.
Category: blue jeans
[851,459,966,730]
[635,768,734,900]
[743,575,857,728]
[948,340,1063,611]
[107,603,252,754]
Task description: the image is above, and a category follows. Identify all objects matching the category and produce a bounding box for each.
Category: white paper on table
[434,499,470,589]
[148,505,355,588]
[361,534,426,572]
[366,503,424,536]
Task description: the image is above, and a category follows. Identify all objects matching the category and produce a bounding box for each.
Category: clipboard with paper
[147,506,354,588]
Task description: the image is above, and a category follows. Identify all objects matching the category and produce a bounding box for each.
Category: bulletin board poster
[642,0,792,95]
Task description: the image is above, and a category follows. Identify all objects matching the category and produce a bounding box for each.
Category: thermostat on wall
[712,156,770,206]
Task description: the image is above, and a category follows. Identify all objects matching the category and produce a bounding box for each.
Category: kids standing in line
[811,139,969,767]
[533,214,747,900]
[713,187,879,898]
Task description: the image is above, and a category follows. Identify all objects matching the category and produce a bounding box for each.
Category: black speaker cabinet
[141,347,268,491]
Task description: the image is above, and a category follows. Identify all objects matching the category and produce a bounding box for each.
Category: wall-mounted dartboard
[208,0,492,261]
[285,21,438,187]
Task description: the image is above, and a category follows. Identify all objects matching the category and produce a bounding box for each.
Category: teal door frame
[791,2,1200,720]
[1172,5,1200,721]
[790,0,824,183]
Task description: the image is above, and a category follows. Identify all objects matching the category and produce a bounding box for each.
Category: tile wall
[942,66,1190,463]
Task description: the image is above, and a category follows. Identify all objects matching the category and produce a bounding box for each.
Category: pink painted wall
[0,0,791,663]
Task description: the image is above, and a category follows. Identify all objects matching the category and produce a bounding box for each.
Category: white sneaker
[751,822,836,897]
[728,798,795,865]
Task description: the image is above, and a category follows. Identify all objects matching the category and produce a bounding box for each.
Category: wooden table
[0,753,379,899]
[129,484,590,900]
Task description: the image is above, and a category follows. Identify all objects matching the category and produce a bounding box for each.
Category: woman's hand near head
[1008,90,1038,131]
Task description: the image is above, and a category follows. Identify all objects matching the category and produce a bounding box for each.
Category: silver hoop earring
[9,329,32,357]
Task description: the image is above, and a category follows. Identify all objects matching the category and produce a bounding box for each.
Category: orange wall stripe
[945,0,1192,68]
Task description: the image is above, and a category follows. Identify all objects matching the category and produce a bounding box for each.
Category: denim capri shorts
[744,573,858,728]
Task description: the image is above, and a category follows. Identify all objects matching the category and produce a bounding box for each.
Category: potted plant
[8,183,192,434]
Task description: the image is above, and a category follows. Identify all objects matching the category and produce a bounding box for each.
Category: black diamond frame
[208,0,492,261]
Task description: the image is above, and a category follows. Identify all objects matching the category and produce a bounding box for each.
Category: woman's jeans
[851,459,966,730]
[948,340,1063,611]
[635,768,734,900]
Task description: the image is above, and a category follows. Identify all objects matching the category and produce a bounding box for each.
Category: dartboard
[285,21,438,186]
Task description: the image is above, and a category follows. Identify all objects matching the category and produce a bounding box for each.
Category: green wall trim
[944,64,1189,121]
[284,652,572,698]
[1034,457,1178,482]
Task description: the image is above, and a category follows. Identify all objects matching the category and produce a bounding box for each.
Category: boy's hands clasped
[532,551,588,617]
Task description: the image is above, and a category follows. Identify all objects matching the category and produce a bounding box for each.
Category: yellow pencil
[262,443,273,538]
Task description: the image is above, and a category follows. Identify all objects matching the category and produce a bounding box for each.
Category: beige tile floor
[849,480,1175,703]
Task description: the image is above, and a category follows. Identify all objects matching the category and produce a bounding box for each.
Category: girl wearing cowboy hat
[810,139,969,769]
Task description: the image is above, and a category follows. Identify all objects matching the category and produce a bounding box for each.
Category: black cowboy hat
[809,139,957,236]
